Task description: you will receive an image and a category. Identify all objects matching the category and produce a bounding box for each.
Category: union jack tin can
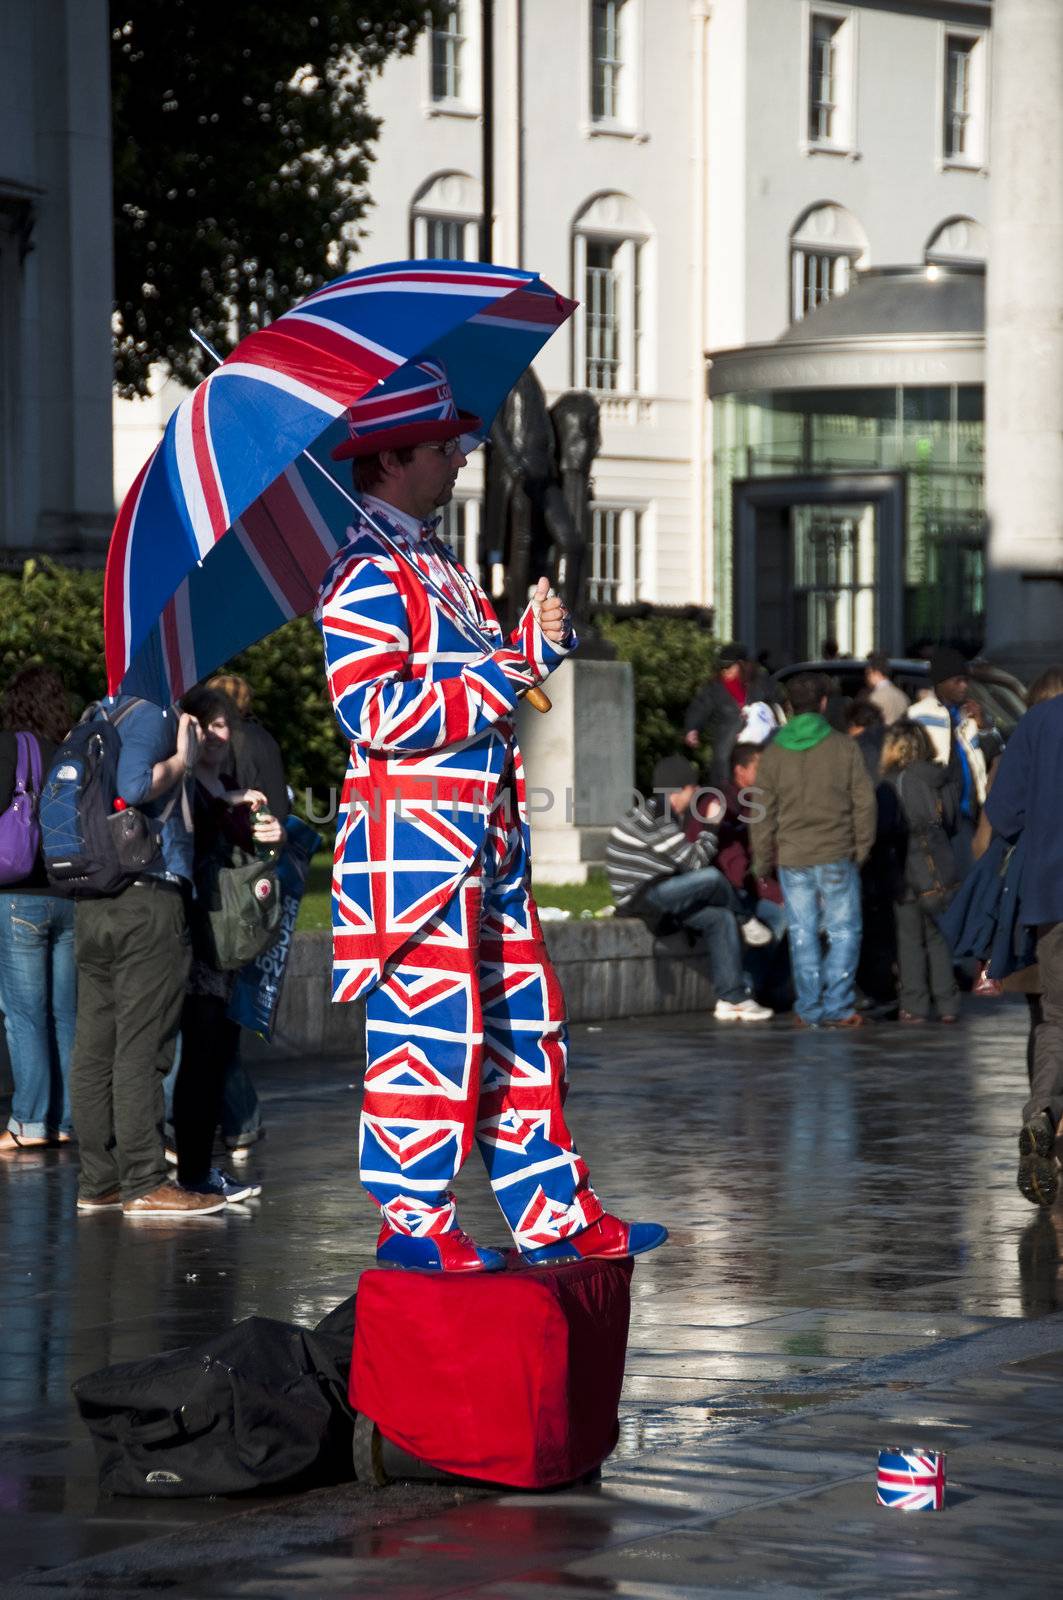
[876,1448,947,1510]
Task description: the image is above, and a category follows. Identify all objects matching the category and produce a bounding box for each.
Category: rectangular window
[808,15,842,143]
[590,508,622,603]
[589,507,643,605]
[945,35,974,159]
[792,250,850,322]
[591,0,625,122]
[438,497,466,555]
[423,215,468,260]
[431,4,464,102]
[585,241,621,391]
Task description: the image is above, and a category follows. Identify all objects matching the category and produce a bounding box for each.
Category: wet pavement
[3,997,1063,1596]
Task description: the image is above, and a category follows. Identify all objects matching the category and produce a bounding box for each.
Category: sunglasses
[420,438,462,459]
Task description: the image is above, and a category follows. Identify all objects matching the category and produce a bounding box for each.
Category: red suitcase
[349,1256,633,1489]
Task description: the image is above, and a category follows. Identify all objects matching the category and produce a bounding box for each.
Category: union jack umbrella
[875,1448,947,1510]
[105,260,576,704]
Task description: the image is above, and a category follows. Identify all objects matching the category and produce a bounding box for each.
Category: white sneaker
[714,997,773,1022]
[740,917,773,948]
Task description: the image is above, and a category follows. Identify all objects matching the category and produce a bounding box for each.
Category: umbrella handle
[524,686,552,714]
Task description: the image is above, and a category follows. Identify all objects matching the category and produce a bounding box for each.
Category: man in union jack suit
[316,360,667,1272]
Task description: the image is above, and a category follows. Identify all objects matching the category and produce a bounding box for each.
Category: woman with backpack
[172,685,284,1201]
[881,720,961,1025]
[0,666,76,1151]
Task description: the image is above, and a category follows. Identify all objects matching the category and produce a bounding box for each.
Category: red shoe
[520,1213,667,1265]
[376,1224,504,1273]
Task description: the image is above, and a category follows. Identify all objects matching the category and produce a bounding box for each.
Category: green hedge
[597,614,719,794]
[0,561,108,715]
[0,560,343,814]
[0,561,720,808]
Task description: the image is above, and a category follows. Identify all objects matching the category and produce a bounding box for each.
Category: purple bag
[0,732,43,885]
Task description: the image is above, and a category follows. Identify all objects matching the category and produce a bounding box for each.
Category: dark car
[772,657,1028,746]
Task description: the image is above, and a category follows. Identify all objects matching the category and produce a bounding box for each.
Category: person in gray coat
[880,721,960,1024]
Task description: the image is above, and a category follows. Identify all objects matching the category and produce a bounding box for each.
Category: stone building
[0,0,114,565]
[337,0,995,653]
[111,1,1014,656]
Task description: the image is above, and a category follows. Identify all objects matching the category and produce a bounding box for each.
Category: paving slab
[4,998,1063,1595]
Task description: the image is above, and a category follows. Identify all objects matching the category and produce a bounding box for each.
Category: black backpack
[73,1314,356,1498]
[39,700,178,897]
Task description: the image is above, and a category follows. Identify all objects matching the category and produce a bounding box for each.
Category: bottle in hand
[251,806,279,865]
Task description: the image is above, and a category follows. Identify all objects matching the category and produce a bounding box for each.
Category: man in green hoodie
[750,673,877,1028]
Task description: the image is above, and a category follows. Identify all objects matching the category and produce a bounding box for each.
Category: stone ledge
[0,920,716,1088]
[247,919,715,1060]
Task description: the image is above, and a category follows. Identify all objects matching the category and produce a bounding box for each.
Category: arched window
[789,202,868,322]
[409,172,482,262]
[571,192,653,394]
[924,216,987,268]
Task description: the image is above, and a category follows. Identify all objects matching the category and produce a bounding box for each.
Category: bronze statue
[550,391,601,615]
[482,371,600,632]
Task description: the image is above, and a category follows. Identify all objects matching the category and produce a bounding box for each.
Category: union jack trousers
[317,503,605,1244]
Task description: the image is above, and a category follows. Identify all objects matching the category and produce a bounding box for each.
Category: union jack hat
[331,358,482,460]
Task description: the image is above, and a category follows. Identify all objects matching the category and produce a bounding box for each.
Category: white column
[689,0,711,606]
[984,0,1063,674]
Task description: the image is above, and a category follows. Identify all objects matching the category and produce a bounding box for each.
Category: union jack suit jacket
[317,506,573,1003]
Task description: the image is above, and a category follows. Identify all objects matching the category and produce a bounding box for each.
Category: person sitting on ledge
[606,754,773,1024]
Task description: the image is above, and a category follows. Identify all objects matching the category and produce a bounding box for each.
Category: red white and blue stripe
[875,1449,947,1510]
[105,260,575,705]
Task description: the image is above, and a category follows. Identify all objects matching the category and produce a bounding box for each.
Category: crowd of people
[2,621,1061,1224]
[0,668,286,1219]
[606,641,1063,1208]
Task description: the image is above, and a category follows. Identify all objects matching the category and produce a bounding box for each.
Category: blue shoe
[520,1213,668,1266]
[185,1168,261,1204]
[376,1224,505,1273]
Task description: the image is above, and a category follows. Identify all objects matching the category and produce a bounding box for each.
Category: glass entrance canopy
[709,267,985,653]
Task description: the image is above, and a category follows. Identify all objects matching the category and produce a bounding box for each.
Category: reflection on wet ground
[2,997,1061,1593]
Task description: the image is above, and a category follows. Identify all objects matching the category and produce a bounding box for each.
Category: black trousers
[894,897,959,1018]
[174,994,240,1187]
[1027,923,1063,1129]
[70,882,190,1201]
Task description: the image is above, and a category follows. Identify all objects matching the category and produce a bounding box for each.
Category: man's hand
[532,576,570,645]
[147,712,203,801]
[177,711,204,768]
[227,787,268,811]
[683,728,700,750]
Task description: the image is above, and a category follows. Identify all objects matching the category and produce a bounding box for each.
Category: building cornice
[707,332,985,396]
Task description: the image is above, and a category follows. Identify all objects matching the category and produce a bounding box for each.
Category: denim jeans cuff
[7,1117,49,1141]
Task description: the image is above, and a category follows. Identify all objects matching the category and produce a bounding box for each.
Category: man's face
[733,755,759,790]
[937,673,969,705]
[864,666,878,687]
[200,714,231,768]
[384,438,468,520]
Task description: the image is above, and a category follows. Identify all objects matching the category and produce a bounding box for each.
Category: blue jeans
[0,894,77,1137]
[778,861,862,1024]
[639,868,748,1003]
[737,894,791,1006]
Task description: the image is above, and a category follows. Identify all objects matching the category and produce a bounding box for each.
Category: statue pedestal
[517,658,635,886]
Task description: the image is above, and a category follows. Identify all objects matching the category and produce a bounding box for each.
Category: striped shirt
[606,802,718,911]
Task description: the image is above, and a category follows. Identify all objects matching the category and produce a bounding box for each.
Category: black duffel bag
[73,1316,355,1498]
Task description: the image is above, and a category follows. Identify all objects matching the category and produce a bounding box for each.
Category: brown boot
[826,1013,867,1029]
[123,1181,226,1218]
